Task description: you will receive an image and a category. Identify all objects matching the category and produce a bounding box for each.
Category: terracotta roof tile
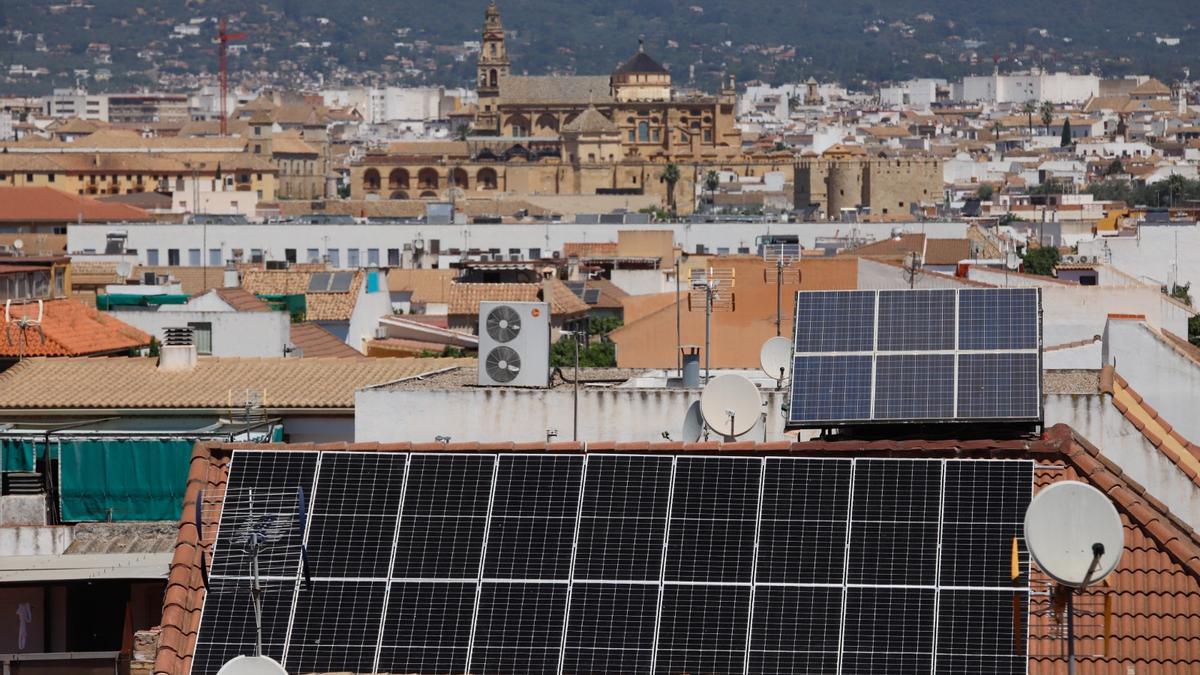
[289,322,365,358]
[0,356,472,409]
[240,269,363,321]
[0,298,150,357]
[151,423,1200,675]
[0,187,149,223]
[446,280,588,317]
[212,287,271,312]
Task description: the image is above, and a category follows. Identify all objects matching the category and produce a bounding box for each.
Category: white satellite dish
[1024,481,1124,588]
[216,655,288,675]
[11,239,23,251]
[1005,251,1020,271]
[681,400,704,442]
[699,374,762,439]
[759,336,792,382]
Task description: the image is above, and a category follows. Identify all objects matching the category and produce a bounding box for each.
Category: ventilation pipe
[158,327,198,372]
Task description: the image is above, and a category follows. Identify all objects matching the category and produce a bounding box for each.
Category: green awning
[96,294,191,310]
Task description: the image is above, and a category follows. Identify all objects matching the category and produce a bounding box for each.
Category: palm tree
[1040,101,1054,137]
[1021,101,1036,138]
[704,170,720,212]
[990,121,1005,140]
[660,162,681,216]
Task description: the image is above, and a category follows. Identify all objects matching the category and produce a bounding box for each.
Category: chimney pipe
[223,265,239,288]
[680,345,701,388]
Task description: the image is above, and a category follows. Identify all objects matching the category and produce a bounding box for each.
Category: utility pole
[217,18,246,136]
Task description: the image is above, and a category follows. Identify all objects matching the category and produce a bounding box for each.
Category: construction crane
[217,18,246,136]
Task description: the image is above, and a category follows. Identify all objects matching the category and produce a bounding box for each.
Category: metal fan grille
[485,345,522,383]
[486,305,522,342]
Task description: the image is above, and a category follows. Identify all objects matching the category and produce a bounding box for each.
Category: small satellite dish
[681,400,704,442]
[1005,251,1020,271]
[759,336,792,381]
[11,239,23,251]
[700,374,762,439]
[216,655,288,675]
[1024,481,1124,588]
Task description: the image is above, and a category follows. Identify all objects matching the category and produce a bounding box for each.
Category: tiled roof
[130,266,224,295]
[0,187,149,223]
[499,75,614,105]
[152,424,1200,675]
[922,238,971,265]
[563,242,618,258]
[0,356,472,409]
[386,268,458,301]
[240,269,363,321]
[840,232,925,258]
[0,299,151,357]
[446,280,589,317]
[561,106,619,134]
[289,323,365,358]
[212,287,271,312]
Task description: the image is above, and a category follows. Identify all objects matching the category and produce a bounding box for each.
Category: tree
[660,162,681,216]
[1040,101,1054,136]
[1021,246,1061,276]
[1021,101,1036,138]
[976,184,994,200]
[1170,282,1192,306]
[704,170,720,211]
[1190,314,1200,348]
[990,121,1005,141]
[1104,159,1124,176]
[452,122,470,141]
[549,316,622,368]
[1060,118,1072,147]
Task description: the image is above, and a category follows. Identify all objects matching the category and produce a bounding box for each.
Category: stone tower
[475,1,510,135]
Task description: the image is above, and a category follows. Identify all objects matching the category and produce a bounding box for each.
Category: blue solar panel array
[191,451,1033,675]
[789,288,1042,426]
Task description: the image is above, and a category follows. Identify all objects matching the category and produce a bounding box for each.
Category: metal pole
[675,257,682,376]
[775,256,782,336]
[573,332,579,442]
[704,283,712,382]
[1066,593,1075,675]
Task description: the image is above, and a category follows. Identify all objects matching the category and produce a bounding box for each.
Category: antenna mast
[217,18,247,136]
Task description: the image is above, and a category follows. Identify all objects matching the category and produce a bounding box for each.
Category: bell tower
[475,1,509,134]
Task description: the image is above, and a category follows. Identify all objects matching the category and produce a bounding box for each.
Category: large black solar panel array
[192,452,1033,675]
[789,288,1042,426]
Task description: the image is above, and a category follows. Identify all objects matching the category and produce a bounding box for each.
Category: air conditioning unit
[477,301,550,387]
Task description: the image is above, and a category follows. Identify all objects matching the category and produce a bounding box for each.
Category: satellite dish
[681,400,704,442]
[759,336,792,381]
[11,239,23,251]
[1024,481,1124,588]
[216,655,288,675]
[699,374,762,439]
[1005,251,1020,271]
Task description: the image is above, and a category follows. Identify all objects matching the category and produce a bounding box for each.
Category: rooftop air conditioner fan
[485,345,522,383]
[486,305,522,343]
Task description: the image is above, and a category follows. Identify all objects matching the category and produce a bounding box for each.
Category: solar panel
[789,288,1042,426]
[192,452,1033,675]
[306,272,332,292]
[328,271,354,292]
[583,288,601,304]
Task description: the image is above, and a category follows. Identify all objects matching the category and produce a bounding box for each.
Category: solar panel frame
[788,288,1042,427]
[192,453,1034,675]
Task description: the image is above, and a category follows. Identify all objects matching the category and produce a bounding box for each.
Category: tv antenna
[759,336,792,390]
[196,485,312,664]
[699,374,762,441]
[1024,481,1124,675]
[4,300,45,361]
[688,267,735,381]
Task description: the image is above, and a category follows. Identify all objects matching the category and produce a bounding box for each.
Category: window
[188,322,213,355]
[628,130,635,142]
[347,248,360,268]
[367,248,380,266]
[209,248,222,266]
[188,248,201,266]
[307,248,320,263]
[254,144,261,153]
[167,249,180,266]
[529,247,541,259]
[25,173,33,182]
[254,126,261,137]
[250,249,264,263]
[48,173,55,183]
[637,121,649,142]
[703,129,712,142]
[651,129,660,142]
[285,248,297,264]
[327,248,340,267]
[387,248,400,266]
[146,249,159,266]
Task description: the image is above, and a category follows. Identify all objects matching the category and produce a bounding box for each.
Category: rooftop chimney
[158,327,197,372]
[223,265,239,288]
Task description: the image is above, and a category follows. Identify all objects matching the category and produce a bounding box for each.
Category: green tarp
[256,293,306,317]
[96,294,191,310]
[1,439,35,472]
[56,439,194,522]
